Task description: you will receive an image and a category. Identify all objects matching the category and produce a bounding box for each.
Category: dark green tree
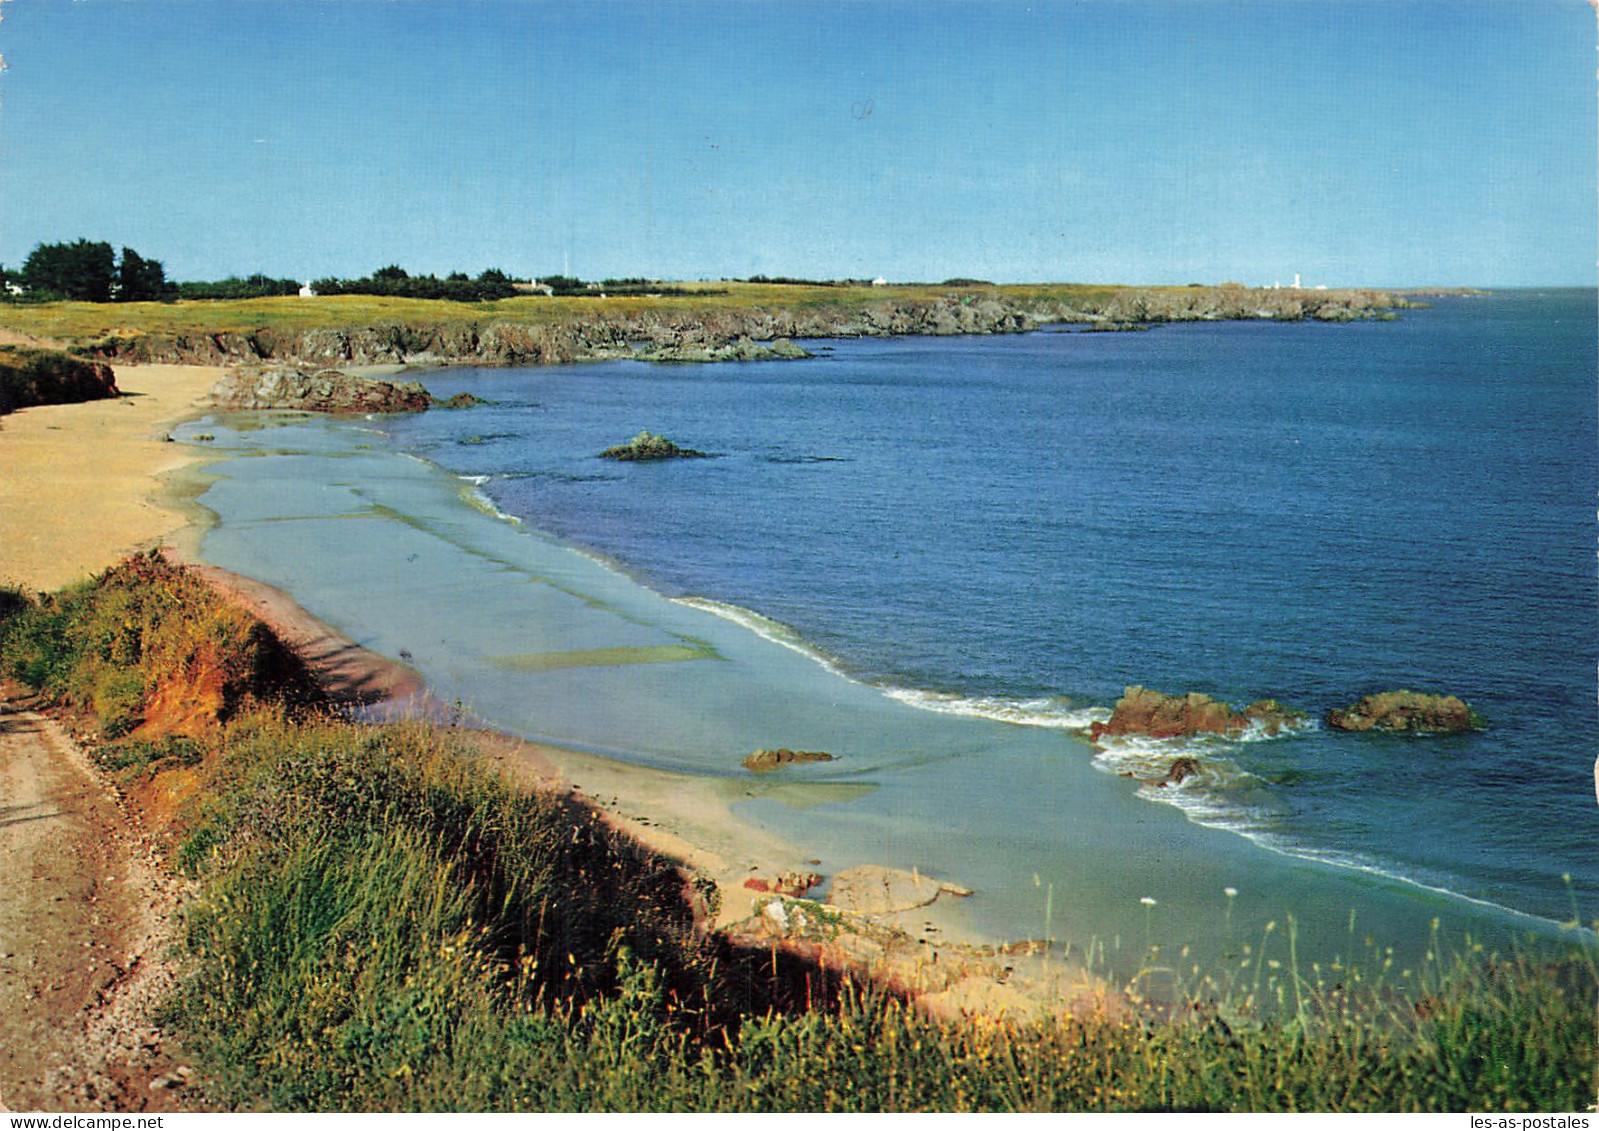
[116,247,172,302]
[21,240,116,301]
[474,267,515,299]
[536,274,587,295]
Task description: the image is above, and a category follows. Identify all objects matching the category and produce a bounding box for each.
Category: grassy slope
[0,555,1593,1112]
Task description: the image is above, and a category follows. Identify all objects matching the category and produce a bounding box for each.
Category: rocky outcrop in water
[599,431,709,461]
[826,866,973,915]
[638,336,812,363]
[1089,685,1305,742]
[210,366,443,413]
[1162,755,1203,785]
[1325,691,1483,733]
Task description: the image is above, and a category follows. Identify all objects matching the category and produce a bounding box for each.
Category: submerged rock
[1089,685,1305,742]
[599,430,710,461]
[1325,691,1483,733]
[1162,755,1203,785]
[827,865,972,916]
[742,747,836,772]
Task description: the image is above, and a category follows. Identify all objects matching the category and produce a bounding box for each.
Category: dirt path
[0,701,192,1112]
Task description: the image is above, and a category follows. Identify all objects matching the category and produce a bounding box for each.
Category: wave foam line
[671,596,852,676]
[1091,739,1583,934]
[457,480,523,526]
[674,598,1116,731]
[882,687,1110,730]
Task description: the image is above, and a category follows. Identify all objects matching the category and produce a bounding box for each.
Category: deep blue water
[385,290,1598,926]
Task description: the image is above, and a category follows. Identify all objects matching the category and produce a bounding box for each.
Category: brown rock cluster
[210,365,435,413]
[1324,691,1482,733]
[1089,685,1304,742]
[743,871,823,898]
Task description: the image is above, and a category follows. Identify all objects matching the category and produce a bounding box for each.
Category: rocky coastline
[209,364,485,414]
[70,285,1416,370]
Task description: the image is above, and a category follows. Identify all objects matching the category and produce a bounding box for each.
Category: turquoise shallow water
[181,291,1596,977]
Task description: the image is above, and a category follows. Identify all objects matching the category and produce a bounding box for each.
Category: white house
[298,280,315,297]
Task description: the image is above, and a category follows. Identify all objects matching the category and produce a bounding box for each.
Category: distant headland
[0,275,1424,375]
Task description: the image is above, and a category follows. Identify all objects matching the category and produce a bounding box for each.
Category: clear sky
[0,0,1593,287]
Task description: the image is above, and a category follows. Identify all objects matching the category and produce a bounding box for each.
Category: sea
[183,289,1598,977]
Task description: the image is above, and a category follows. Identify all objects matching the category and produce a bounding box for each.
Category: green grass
[0,550,319,737]
[0,283,1128,347]
[3,557,1593,1111]
[165,710,1598,1112]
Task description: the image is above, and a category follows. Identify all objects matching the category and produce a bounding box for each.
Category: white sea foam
[458,481,522,526]
[670,596,850,675]
[880,687,1110,730]
[1092,735,1279,830]
[674,598,1117,732]
[1090,729,1580,932]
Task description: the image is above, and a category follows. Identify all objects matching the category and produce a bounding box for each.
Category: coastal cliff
[63,285,1414,370]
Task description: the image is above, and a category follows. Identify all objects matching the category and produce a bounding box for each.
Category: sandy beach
[0,364,223,593]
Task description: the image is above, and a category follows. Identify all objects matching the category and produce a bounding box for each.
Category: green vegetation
[11,239,176,303]
[600,431,710,461]
[0,345,118,415]
[0,555,1592,1111]
[117,246,175,302]
[311,265,518,303]
[177,274,303,301]
[0,551,318,738]
[597,277,715,297]
[18,239,118,302]
[0,281,1119,348]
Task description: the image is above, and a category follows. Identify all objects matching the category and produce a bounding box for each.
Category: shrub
[0,550,320,736]
[0,346,119,414]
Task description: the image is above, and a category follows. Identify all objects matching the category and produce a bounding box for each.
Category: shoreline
[0,361,1113,1020]
[4,350,1568,1019]
[186,548,1119,1018]
[2,283,1418,371]
[180,389,1557,977]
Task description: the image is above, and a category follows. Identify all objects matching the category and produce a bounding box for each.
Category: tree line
[310,264,518,303]
[1,240,176,303]
[0,240,722,304]
[0,240,305,303]
[0,242,526,304]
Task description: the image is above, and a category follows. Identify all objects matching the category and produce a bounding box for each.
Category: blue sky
[0,0,1592,286]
